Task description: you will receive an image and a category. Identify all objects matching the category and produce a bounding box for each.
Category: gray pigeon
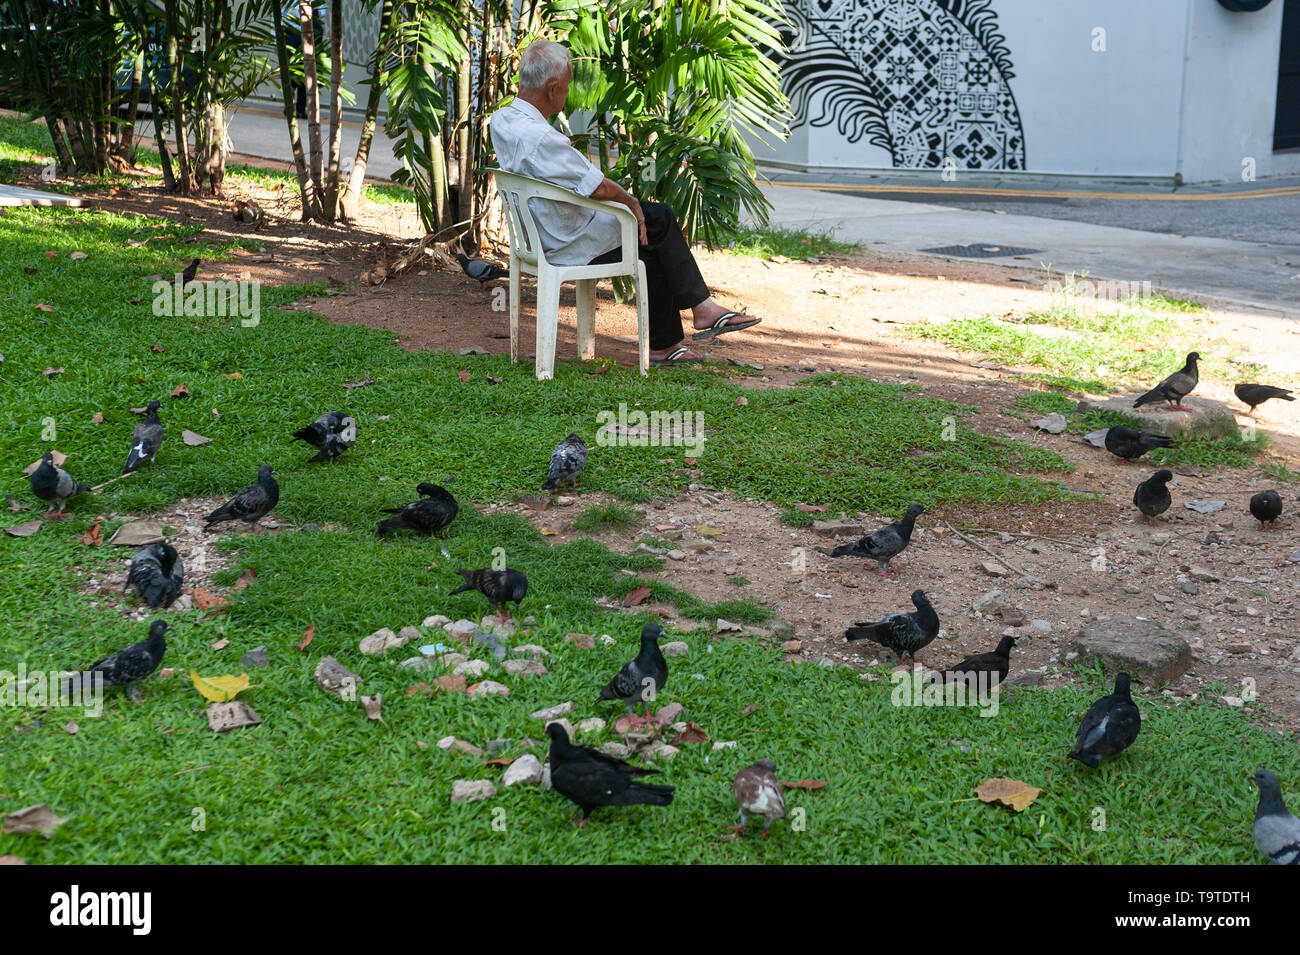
[844,589,939,664]
[292,411,356,463]
[542,433,587,491]
[125,541,184,608]
[455,252,508,290]
[830,503,925,575]
[1133,352,1200,411]
[1249,768,1300,865]
[598,622,668,728]
[732,758,786,838]
[448,567,528,618]
[123,399,164,473]
[29,452,91,518]
[63,620,169,702]
[1069,672,1141,768]
[204,465,279,532]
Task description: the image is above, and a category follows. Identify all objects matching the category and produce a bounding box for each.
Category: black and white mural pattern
[776,0,1026,170]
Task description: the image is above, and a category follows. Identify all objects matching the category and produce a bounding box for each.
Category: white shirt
[489,98,623,266]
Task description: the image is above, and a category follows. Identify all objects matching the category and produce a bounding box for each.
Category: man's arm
[589,178,648,246]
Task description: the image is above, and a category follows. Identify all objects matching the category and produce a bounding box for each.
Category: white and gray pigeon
[455,252,508,290]
[844,589,939,664]
[123,399,164,473]
[125,541,184,608]
[598,622,668,728]
[542,433,587,491]
[1249,768,1300,865]
[63,620,169,702]
[732,758,787,838]
[204,465,279,532]
[831,503,925,575]
[292,411,356,463]
[29,452,91,518]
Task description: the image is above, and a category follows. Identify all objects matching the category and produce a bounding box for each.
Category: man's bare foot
[691,299,756,332]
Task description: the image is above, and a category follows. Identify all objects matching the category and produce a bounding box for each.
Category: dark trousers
[588,201,709,351]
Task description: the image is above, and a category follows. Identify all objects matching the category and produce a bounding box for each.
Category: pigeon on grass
[292,411,356,463]
[542,434,587,491]
[731,759,786,838]
[1068,672,1141,768]
[598,622,668,730]
[125,542,184,608]
[63,620,169,703]
[29,452,90,518]
[545,721,673,827]
[122,399,164,473]
[378,482,458,537]
[1133,352,1200,411]
[448,567,527,619]
[1248,768,1300,865]
[831,503,925,575]
[204,465,278,532]
[844,589,939,665]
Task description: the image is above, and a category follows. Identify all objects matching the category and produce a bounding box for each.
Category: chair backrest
[490,169,570,269]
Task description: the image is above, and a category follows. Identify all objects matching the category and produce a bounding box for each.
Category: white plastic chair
[490,169,650,380]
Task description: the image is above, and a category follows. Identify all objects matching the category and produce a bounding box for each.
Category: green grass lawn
[0,189,1295,862]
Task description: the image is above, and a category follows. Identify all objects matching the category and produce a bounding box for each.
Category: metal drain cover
[920,243,1043,259]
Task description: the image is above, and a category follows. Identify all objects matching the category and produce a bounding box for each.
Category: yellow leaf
[975,777,1042,812]
[695,524,723,536]
[189,669,251,703]
[224,372,243,379]
[540,525,558,536]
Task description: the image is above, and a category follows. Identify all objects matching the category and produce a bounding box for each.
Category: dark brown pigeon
[731,758,786,837]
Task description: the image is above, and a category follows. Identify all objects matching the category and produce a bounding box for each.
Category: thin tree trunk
[272,2,318,219]
[323,0,343,218]
[121,50,144,165]
[165,0,195,193]
[340,0,394,223]
[427,129,448,233]
[300,1,324,204]
[202,0,230,196]
[454,0,471,235]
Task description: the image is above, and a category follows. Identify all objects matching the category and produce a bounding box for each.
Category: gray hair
[519,40,571,89]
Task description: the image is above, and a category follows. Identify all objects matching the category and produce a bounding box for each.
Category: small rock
[601,742,630,758]
[530,701,573,721]
[666,550,686,560]
[661,641,690,656]
[445,619,478,644]
[780,639,803,653]
[1221,695,1245,708]
[972,589,1005,614]
[314,656,361,696]
[981,561,1010,577]
[770,620,795,640]
[239,646,268,668]
[1226,643,1252,654]
[545,717,574,740]
[599,634,617,647]
[453,659,490,678]
[467,680,510,699]
[422,614,451,629]
[578,717,606,734]
[359,627,402,655]
[715,618,742,633]
[502,658,548,678]
[450,780,496,804]
[1189,566,1219,583]
[1184,500,1226,514]
[398,625,421,644]
[437,652,469,668]
[1181,579,1199,595]
[1153,594,1174,604]
[1030,620,1052,634]
[513,644,549,660]
[481,614,516,636]
[656,702,685,724]
[437,736,483,756]
[501,754,544,787]
[399,656,433,670]
[711,740,738,750]
[645,741,679,761]
[563,632,595,649]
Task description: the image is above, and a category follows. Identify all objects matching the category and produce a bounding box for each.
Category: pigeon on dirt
[1234,383,1293,417]
[448,567,528,618]
[1133,469,1173,525]
[1104,425,1173,464]
[1248,768,1300,865]
[1068,672,1141,768]
[377,482,458,537]
[122,399,164,473]
[542,433,587,491]
[844,589,939,665]
[63,619,169,702]
[204,465,278,532]
[598,622,668,729]
[1249,489,1282,530]
[545,721,674,827]
[830,503,926,575]
[292,411,356,463]
[731,758,787,838]
[930,635,1017,690]
[180,258,201,287]
[455,252,508,291]
[29,452,90,518]
[1133,352,1200,411]
[125,541,184,608]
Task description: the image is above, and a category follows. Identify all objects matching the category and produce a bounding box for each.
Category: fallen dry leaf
[210,637,230,651]
[80,523,102,547]
[672,721,709,745]
[206,700,261,733]
[91,412,103,424]
[540,525,558,536]
[735,395,749,407]
[64,722,78,735]
[23,266,38,274]
[362,693,383,721]
[4,521,42,538]
[191,589,230,612]
[34,304,53,313]
[41,366,63,376]
[975,777,1042,812]
[741,703,757,717]
[2,803,67,838]
[225,372,243,379]
[486,375,503,384]
[181,429,211,446]
[781,779,829,791]
[43,250,56,258]
[150,345,164,353]
[695,524,723,536]
[341,375,376,389]
[298,625,315,651]
[232,568,258,591]
[188,670,251,703]
[684,457,697,466]
[69,251,87,260]
[457,367,471,383]
[484,757,512,767]
[171,384,189,398]
[622,585,652,607]
[794,503,827,513]
[106,519,163,546]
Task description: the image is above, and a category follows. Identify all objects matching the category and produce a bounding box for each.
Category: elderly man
[490,40,760,366]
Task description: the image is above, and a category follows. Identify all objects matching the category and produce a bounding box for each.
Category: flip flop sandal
[651,345,704,367]
[692,311,761,340]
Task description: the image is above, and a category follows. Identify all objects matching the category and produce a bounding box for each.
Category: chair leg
[635,261,650,376]
[575,279,596,361]
[535,269,562,381]
[509,256,521,365]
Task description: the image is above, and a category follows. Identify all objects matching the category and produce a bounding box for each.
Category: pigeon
[448,567,528,618]
[180,258,201,287]
[204,465,278,532]
[731,758,786,838]
[1249,489,1282,530]
[455,252,508,291]
[122,399,165,473]
[1133,351,1200,411]
[1248,768,1300,865]
[545,721,674,827]
[292,411,357,463]
[844,589,939,665]
[63,620,169,702]
[598,622,668,729]
[930,635,1016,690]
[1133,469,1173,525]
[830,503,926,575]
[125,542,184,608]
[1104,425,1173,464]
[1068,672,1141,768]
[542,433,587,491]
[29,451,91,518]
[377,482,458,537]
[1234,383,1293,416]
